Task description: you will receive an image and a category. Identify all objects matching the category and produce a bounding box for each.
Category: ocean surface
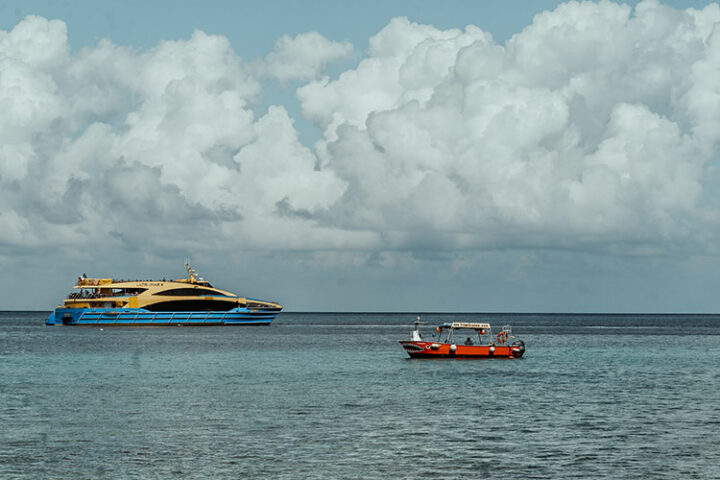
[1,311,719,479]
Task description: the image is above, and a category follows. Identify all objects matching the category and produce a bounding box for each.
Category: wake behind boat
[399,317,525,358]
[46,264,282,326]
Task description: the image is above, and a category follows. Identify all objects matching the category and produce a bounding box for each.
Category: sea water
[1,311,719,479]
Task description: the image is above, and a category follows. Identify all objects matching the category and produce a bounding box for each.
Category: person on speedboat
[410,315,423,341]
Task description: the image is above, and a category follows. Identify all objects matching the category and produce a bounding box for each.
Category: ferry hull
[399,341,524,359]
[46,307,279,326]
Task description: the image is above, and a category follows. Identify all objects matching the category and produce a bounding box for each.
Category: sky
[2,0,720,312]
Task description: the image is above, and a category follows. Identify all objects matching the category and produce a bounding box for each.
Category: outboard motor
[511,340,525,358]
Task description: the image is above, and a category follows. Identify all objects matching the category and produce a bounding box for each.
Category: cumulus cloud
[2,1,720,265]
[0,16,347,256]
[299,2,720,253]
[254,32,353,82]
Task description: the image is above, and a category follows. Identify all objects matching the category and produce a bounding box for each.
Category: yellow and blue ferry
[46,264,282,326]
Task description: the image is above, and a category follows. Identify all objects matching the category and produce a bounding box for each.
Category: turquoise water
[1,312,719,479]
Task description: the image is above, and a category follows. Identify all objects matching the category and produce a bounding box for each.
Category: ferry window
[124,288,146,295]
[109,288,146,295]
[145,300,237,312]
[152,288,227,297]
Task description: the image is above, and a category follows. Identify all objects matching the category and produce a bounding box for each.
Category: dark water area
[1,311,719,479]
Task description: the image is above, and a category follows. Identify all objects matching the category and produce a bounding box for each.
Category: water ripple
[1,312,719,478]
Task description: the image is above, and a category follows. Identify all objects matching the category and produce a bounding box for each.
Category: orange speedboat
[399,318,525,359]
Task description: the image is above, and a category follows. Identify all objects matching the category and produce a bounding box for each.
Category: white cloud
[299,1,720,253]
[0,16,346,255]
[254,32,353,83]
[3,1,720,265]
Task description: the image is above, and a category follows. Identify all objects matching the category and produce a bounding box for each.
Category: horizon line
[2,310,720,316]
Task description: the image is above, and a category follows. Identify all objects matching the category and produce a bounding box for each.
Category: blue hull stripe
[46,308,279,326]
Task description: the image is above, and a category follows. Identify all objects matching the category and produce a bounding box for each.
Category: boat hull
[399,340,524,359]
[46,307,279,326]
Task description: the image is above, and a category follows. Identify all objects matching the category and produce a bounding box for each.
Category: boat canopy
[442,322,491,330]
